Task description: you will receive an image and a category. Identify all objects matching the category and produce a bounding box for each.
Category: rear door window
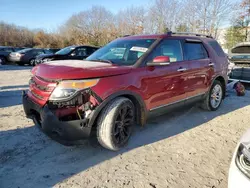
[184,42,208,60]
[208,41,225,57]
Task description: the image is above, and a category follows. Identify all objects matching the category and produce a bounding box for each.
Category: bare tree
[147,0,180,33]
[62,6,115,46]
[116,6,145,36]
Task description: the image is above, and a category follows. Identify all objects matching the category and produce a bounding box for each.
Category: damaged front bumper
[22,93,93,144]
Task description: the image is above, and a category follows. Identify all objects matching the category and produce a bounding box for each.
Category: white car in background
[229,129,250,188]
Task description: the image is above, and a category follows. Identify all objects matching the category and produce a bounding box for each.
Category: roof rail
[167,31,213,38]
[122,35,130,37]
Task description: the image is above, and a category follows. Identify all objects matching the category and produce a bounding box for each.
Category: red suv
[23,32,228,151]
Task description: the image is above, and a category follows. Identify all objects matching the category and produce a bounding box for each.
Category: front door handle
[177,68,187,72]
[209,63,215,67]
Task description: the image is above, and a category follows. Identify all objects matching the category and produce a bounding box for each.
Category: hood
[34,60,132,80]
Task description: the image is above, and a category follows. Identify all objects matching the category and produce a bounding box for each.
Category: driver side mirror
[147,56,170,66]
[71,52,76,56]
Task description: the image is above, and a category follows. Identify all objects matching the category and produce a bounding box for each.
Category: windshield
[55,46,75,55]
[86,38,156,66]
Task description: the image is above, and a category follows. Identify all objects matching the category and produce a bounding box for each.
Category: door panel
[183,41,215,98]
[143,39,190,110]
[185,59,214,97]
[145,61,189,110]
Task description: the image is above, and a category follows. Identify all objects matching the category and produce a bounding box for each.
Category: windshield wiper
[89,59,113,64]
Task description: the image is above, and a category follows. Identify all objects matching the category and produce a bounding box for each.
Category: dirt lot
[0,65,250,188]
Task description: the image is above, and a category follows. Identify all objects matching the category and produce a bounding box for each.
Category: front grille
[29,78,50,91]
[30,90,44,100]
[36,76,59,83]
[29,76,57,103]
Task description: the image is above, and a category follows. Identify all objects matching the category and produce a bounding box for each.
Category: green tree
[224,26,245,49]
[176,24,189,32]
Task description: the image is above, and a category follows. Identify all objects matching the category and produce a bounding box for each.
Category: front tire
[97,97,135,151]
[201,80,223,111]
[29,59,35,66]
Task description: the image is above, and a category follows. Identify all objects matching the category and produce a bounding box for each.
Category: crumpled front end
[23,74,102,144]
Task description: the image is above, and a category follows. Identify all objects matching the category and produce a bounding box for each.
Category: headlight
[49,79,99,101]
[236,142,250,178]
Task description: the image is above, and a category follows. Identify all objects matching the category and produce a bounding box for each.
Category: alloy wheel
[210,84,222,109]
[113,104,134,145]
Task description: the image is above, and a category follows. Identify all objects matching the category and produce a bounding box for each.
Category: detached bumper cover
[22,94,92,143]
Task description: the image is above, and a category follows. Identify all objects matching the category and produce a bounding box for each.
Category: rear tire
[97,97,135,151]
[200,80,223,111]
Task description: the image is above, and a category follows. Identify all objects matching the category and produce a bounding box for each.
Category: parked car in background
[34,45,98,65]
[46,48,61,54]
[228,42,250,83]
[228,129,250,188]
[0,46,17,64]
[23,32,228,151]
[8,48,54,66]
[14,47,27,52]
[229,42,250,65]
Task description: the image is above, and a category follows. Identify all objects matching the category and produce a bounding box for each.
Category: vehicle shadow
[0,87,28,108]
[0,92,250,187]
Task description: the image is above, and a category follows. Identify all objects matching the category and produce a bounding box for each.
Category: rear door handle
[209,63,214,67]
[177,68,187,72]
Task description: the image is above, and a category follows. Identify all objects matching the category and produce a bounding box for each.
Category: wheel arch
[88,90,147,129]
[214,75,226,99]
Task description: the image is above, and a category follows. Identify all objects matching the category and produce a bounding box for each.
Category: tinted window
[208,41,225,57]
[184,42,208,60]
[2,48,13,52]
[87,47,98,55]
[147,40,183,62]
[14,48,25,52]
[75,48,87,56]
[18,48,32,53]
[44,49,53,54]
[231,46,250,54]
[32,49,44,55]
[56,46,75,55]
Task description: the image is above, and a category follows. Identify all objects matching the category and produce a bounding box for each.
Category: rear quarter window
[208,41,225,57]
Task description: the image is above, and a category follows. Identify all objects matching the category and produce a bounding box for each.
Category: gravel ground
[0,65,250,188]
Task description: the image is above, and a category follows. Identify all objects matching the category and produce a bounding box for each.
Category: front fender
[88,90,147,128]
